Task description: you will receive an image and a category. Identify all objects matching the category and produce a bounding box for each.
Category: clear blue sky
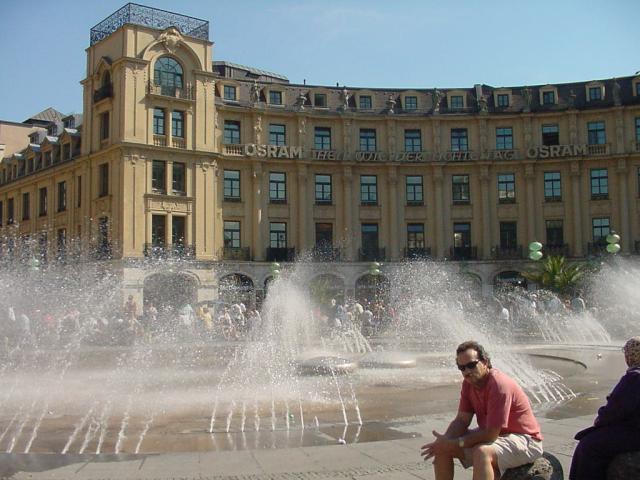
[1,0,638,122]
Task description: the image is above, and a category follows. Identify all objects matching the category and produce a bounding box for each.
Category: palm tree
[523,255,585,297]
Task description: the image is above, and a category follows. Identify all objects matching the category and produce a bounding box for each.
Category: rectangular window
[359,129,377,151]
[544,171,562,201]
[636,83,640,96]
[404,129,422,152]
[269,172,286,203]
[360,175,378,205]
[171,216,185,246]
[587,121,606,145]
[152,160,167,193]
[496,127,513,150]
[7,198,14,225]
[100,112,109,140]
[57,181,66,212]
[39,187,47,216]
[592,217,610,242]
[542,91,555,105]
[151,215,166,246]
[406,175,424,205]
[452,175,470,204]
[98,163,109,197]
[22,192,30,220]
[590,168,608,199]
[453,223,471,247]
[361,223,379,254]
[314,93,327,107]
[269,222,287,248]
[636,117,640,142]
[223,120,241,144]
[314,174,332,204]
[314,127,331,150]
[27,158,34,173]
[499,221,517,249]
[497,173,516,203]
[359,95,372,109]
[171,111,184,138]
[224,221,241,248]
[153,108,165,135]
[497,94,509,107]
[269,90,283,105]
[546,220,564,246]
[224,170,241,200]
[450,95,464,109]
[451,128,468,151]
[542,124,559,146]
[172,162,186,194]
[404,96,417,110]
[223,85,237,101]
[77,176,82,207]
[588,87,602,101]
[63,143,71,160]
[315,223,333,249]
[407,223,425,249]
[269,124,286,146]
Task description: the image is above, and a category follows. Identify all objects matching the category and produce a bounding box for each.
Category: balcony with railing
[147,82,194,100]
[545,244,570,257]
[404,247,432,260]
[144,243,195,259]
[153,135,167,147]
[635,141,640,153]
[450,246,478,261]
[587,143,610,156]
[223,144,244,156]
[93,83,113,103]
[221,246,251,261]
[493,245,523,260]
[266,247,296,262]
[358,247,386,262]
[310,246,342,262]
[171,137,186,149]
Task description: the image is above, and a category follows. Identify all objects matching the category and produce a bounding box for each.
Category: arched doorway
[218,273,255,306]
[355,273,390,307]
[494,270,527,289]
[143,272,198,312]
[308,273,346,308]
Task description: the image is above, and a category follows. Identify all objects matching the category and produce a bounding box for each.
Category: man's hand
[420,430,457,461]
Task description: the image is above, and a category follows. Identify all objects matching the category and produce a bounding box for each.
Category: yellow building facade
[1,4,640,305]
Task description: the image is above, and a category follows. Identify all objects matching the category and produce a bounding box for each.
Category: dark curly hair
[456,340,492,369]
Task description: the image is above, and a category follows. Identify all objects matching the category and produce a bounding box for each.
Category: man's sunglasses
[457,360,480,372]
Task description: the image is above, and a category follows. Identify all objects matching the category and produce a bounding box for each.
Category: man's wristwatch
[457,437,465,448]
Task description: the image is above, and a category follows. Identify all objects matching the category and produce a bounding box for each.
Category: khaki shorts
[460,433,543,473]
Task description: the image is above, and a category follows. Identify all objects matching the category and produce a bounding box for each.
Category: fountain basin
[358,351,417,369]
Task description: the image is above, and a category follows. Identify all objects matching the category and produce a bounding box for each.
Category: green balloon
[606,243,620,254]
[528,241,543,252]
[529,250,543,261]
[606,233,621,244]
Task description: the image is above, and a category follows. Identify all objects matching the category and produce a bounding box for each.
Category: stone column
[433,165,445,258]
[524,163,536,243]
[252,162,264,261]
[387,166,399,260]
[342,166,353,260]
[570,161,583,257]
[617,158,630,252]
[480,165,491,259]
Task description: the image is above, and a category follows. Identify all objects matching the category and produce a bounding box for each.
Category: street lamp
[528,241,543,261]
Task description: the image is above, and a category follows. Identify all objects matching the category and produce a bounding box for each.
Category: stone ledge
[501,452,563,480]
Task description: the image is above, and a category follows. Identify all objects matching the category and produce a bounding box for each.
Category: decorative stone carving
[612,78,622,106]
[568,89,577,108]
[298,117,306,136]
[478,95,488,114]
[432,89,443,114]
[158,27,183,54]
[297,91,307,110]
[522,87,532,112]
[340,87,350,110]
[253,115,262,144]
[250,80,260,104]
[386,95,396,114]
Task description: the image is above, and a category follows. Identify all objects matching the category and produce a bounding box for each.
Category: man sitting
[421,340,543,480]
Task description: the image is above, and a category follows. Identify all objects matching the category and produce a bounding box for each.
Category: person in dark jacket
[569,336,640,480]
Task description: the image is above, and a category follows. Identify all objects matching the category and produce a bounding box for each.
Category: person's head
[455,341,492,388]
[623,337,640,368]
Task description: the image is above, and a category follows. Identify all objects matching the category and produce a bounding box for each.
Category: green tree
[523,255,585,297]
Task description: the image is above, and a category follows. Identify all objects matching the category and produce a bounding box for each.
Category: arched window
[101,71,111,88]
[154,57,183,93]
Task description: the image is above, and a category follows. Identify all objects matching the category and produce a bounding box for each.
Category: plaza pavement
[0,412,587,480]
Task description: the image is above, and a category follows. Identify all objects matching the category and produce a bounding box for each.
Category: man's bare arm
[443,410,473,438]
